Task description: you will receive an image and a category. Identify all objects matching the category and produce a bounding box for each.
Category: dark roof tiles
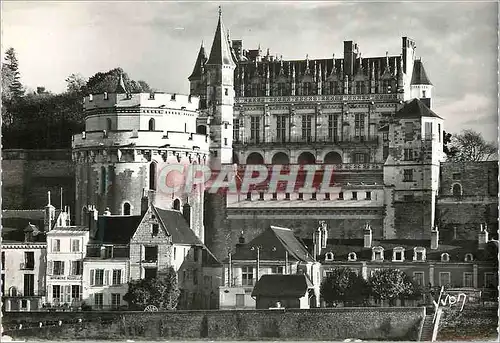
[411,60,433,85]
[154,207,202,245]
[395,98,442,119]
[252,274,313,297]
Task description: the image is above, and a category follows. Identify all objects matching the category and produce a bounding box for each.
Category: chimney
[343,41,356,76]
[478,224,489,249]
[313,226,322,257]
[236,231,246,249]
[65,206,71,226]
[88,206,99,234]
[431,226,439,250]
[320,221,328,249]
[363,223,372,248]
[44,191,56,232]
[103,207,111,216]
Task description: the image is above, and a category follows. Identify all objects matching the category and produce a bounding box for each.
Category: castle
[2,10,498,264]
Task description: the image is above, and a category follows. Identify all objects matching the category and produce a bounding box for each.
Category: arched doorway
[173,199,181,211]
[297,152,316,164]
[123,202,131,215]
[324,151,342,164]
[246,152,264,165]
[452,183,462,197]
[271,152,290,165]
[148,118,155,131]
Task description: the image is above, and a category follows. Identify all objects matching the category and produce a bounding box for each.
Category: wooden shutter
[65,285,71,302]
[61,261,65,275]
[104,270,110,285]
[90,269,95,286]
[47,261,53,275]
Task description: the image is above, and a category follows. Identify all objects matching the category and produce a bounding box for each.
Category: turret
[410,58,433,108]
[189,41,208,106]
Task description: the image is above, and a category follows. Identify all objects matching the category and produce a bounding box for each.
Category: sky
[1,1,498,141]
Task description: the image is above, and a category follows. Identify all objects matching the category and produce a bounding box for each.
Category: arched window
[246,152,264,165]
[173,199,181,211]
[106,118,112,131]
[464,253,474,262]
[149,162,157,191]
[123,202,131,215]
[101,167,107,194]
[372,246,384,261]
[297,151,316,165]
[325,252,334,261]
[9,286,18,297]
[452,183,462,197]
[271,152,290,165]
[324,151,342,164]
[441,253,450,262]
[183,203,191,226]
[348,252,357,261]
[148,118,155,131]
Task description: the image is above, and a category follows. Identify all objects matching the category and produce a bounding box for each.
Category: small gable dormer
[392,247,405,262]
[413,247,426,261]
[325,252,334,262]
[348,252,357,262]
[372,246,384,261]
[441,253,450,262]
[464,253,474,262]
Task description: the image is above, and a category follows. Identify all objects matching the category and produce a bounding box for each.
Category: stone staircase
[419,314,435,341]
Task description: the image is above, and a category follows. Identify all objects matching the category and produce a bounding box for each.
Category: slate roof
[395,98,442,119]
[2,210,47,243]
[94,214,144,244]
[2,226,46,243]
[411,60,433,85]
[206,13,236,66]
[251,274,313,297]
[230,226,315,263]
[307,238,498,263]
[154,207,202,245]
[188,42,207,81]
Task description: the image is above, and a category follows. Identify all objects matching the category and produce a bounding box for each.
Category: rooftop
[251,274,313,297]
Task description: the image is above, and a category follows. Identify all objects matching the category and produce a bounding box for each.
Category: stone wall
[3,307,425,341]
[438,306,498,341]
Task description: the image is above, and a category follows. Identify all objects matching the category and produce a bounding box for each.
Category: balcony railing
[234,135,379,147]
[19,263,35,270]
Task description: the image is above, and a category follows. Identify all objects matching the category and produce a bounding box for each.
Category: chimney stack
[431,226,439,250]
[44,191,56,232]
[363,223,372,248]
[88,206,99,234]
[478,223,489,249]
[320,221,328,249]
[313,226,322,257]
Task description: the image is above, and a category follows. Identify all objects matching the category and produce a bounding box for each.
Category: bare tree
[448,129,497,162]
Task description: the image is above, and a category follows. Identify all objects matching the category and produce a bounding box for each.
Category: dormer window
[348,252,357,261]
[464,253,474,262]
[413,247,426,261]
[392,247,405,262]
[372,247,384,261]
[441,253,450,262]
[325,252,334,262]
[151,224,159,237]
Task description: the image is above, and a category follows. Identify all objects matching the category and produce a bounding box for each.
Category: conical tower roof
[115,73,127,94]
[206,7,236,67]
[411,60,433,85]
[188,41,207,81]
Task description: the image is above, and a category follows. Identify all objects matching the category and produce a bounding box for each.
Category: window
[382,132,389,141]
[392,248,405,262]
[145,268,157,279]
[424,122,432,140]
[276,116,287,142]
[441,253,450,262]
[259,192,264,200]
[413,272,425,287]
[463,272,473,287]
[403,169,413,182]
[71,285,81,300]
[242,267,253,286]
[233,119,240,142]
[1,274,4,295]
[372,247,384,261]
[439,272,451,287]
[224,137,228,146]
[422,90,426,98]
[452,173,461,180]
[311,193,317,200]
[94,293,104,309]
[101,166,107,195]
[354,153,366,163]
[484,272,496,288]
[324,193,330,200]
[52,239,61,252]
[71,261,83,275]
[144,246,158,262]
[325,252,334,261]
[348,252,357,261]
[23,274,34,296]
[355,81,363,94]
[277,82,286,96]
[352,192,358,200]
[338,192,344,200]
[298,193,303,200]
[272,192,277,200]
[224,88,228,96]
[383,146,389,160]
[452,183,462,197]
[246,192,252,201]
[464,253,473,262]
[53,261,65,275]
[404,194,414,202]
[404,122,414,141]
[148,118,155,131]
[71,239,80,252]
[285,192,290,200]
[250,117,260,143]
[236,294,245,307]
[111,293,121,309]
[24,252,35,269]
[149,162,157,191]
[1,252,4,270]
[93,269,105,286]
[106,118,112,131]
[302,115,313,142]
[52,285,61,302]
[112,270,122,285]
[152,223,159,237]
[365,191,372,200]
[328,114,339,141]
[438,124,441,142]
[123,202,131,215]
[414,247,426,261]
[354,113,365,139]
[271,266,284,274]
[403,149,413,161]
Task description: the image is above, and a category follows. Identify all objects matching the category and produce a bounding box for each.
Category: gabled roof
[154,207,202,245]
[411,60,433,85]
[206,11,236,67]
[395,98,442,119]
[95,215,144,244]
[188,42,207,81]
[251,274,313,297]
[230,226,315,262]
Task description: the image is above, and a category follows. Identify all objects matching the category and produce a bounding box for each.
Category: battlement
[84,92,200,112]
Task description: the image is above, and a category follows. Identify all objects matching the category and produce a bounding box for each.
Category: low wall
[3,307,424,341]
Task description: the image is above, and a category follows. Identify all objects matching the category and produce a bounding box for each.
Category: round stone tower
[72,81,210,242]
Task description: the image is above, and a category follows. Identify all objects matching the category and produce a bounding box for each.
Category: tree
[65,73,88,94]
[86,67,151,94]
[123,267,180,310]
[3,47,24,98]
[368,269,417,306]
[320,267,370,307]
[443,131,459,160]
[447,129,497,162]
